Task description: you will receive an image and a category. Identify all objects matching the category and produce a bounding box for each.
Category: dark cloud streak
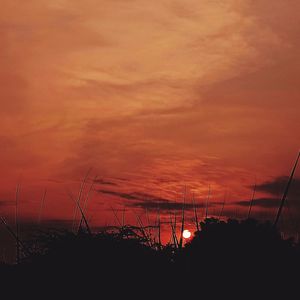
[98,188,211,212]
[255,176,300,197]
[94,179,118,186]
[128,200,207,212]
[235,197,280,209]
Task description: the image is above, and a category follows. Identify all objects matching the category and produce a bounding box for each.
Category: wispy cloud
[235,197,280,209]
[0,200,15,207]
[255,176,300,197]
[94,179,118,186]
[98,189,170,202]
[127,200,207,213]
[235,176,300,210]
[1,0,300,225]
[98,188,209,213]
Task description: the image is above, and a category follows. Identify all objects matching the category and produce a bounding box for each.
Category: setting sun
[183,229,192,239]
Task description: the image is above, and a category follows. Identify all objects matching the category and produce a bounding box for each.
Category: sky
[1,0,300,251]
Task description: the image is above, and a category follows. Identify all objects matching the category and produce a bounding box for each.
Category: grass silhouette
[0,218,299,298]
[0,152,299,298]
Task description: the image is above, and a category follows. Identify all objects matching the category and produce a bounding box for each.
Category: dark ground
[0,218,299,299]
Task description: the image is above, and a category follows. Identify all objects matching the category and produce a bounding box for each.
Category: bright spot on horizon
[183,229,192,239]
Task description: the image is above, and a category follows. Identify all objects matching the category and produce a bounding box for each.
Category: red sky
[1,0,300,242]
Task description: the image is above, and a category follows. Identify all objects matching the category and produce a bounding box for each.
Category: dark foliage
[0,219,299,299]
[178,218,300,298]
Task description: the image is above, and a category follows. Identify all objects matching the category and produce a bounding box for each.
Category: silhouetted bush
[1,219,299,299]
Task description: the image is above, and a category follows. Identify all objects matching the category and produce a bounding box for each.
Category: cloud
[1,0,300,226]
[127,200,207,213]
[235,176,300,210]
[0,200,15,207]
[98,189,170,202]
[94,179,118,186]
[99,190,143,201]
[98,188,210,213]
[235,198,280,209]
[255,176,300,197]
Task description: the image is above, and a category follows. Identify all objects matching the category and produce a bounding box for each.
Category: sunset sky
[1,0,300,245]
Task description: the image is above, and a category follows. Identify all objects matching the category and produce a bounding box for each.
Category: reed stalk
[247,180,256,219]
[274,151,300,227]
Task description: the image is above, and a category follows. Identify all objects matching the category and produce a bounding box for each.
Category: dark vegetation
[0,218,299,299]
[1,152,299,298]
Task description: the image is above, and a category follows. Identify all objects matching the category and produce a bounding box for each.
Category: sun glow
[182,229,192,239]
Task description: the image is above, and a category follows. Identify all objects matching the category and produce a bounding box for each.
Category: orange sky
[1,1,300,236]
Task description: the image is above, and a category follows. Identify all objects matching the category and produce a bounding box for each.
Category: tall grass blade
[15,183,20,264]
[135,213,152,247]
[192,192,200,231]
[157,207,161,249]
[78,176,97,233]
[122,206,126,228]
[68,191,91,235]
[72,169,92,231]
[169,213,178,248]
[179,187,187,249]
[205,185,211,219]
[110,206,123,227]
[247,180,256,219]
[219,192,226,220]
[274,151,300,227]
[0,217,29,258]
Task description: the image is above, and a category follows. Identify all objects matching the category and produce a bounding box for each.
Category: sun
[182,229,192,239]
